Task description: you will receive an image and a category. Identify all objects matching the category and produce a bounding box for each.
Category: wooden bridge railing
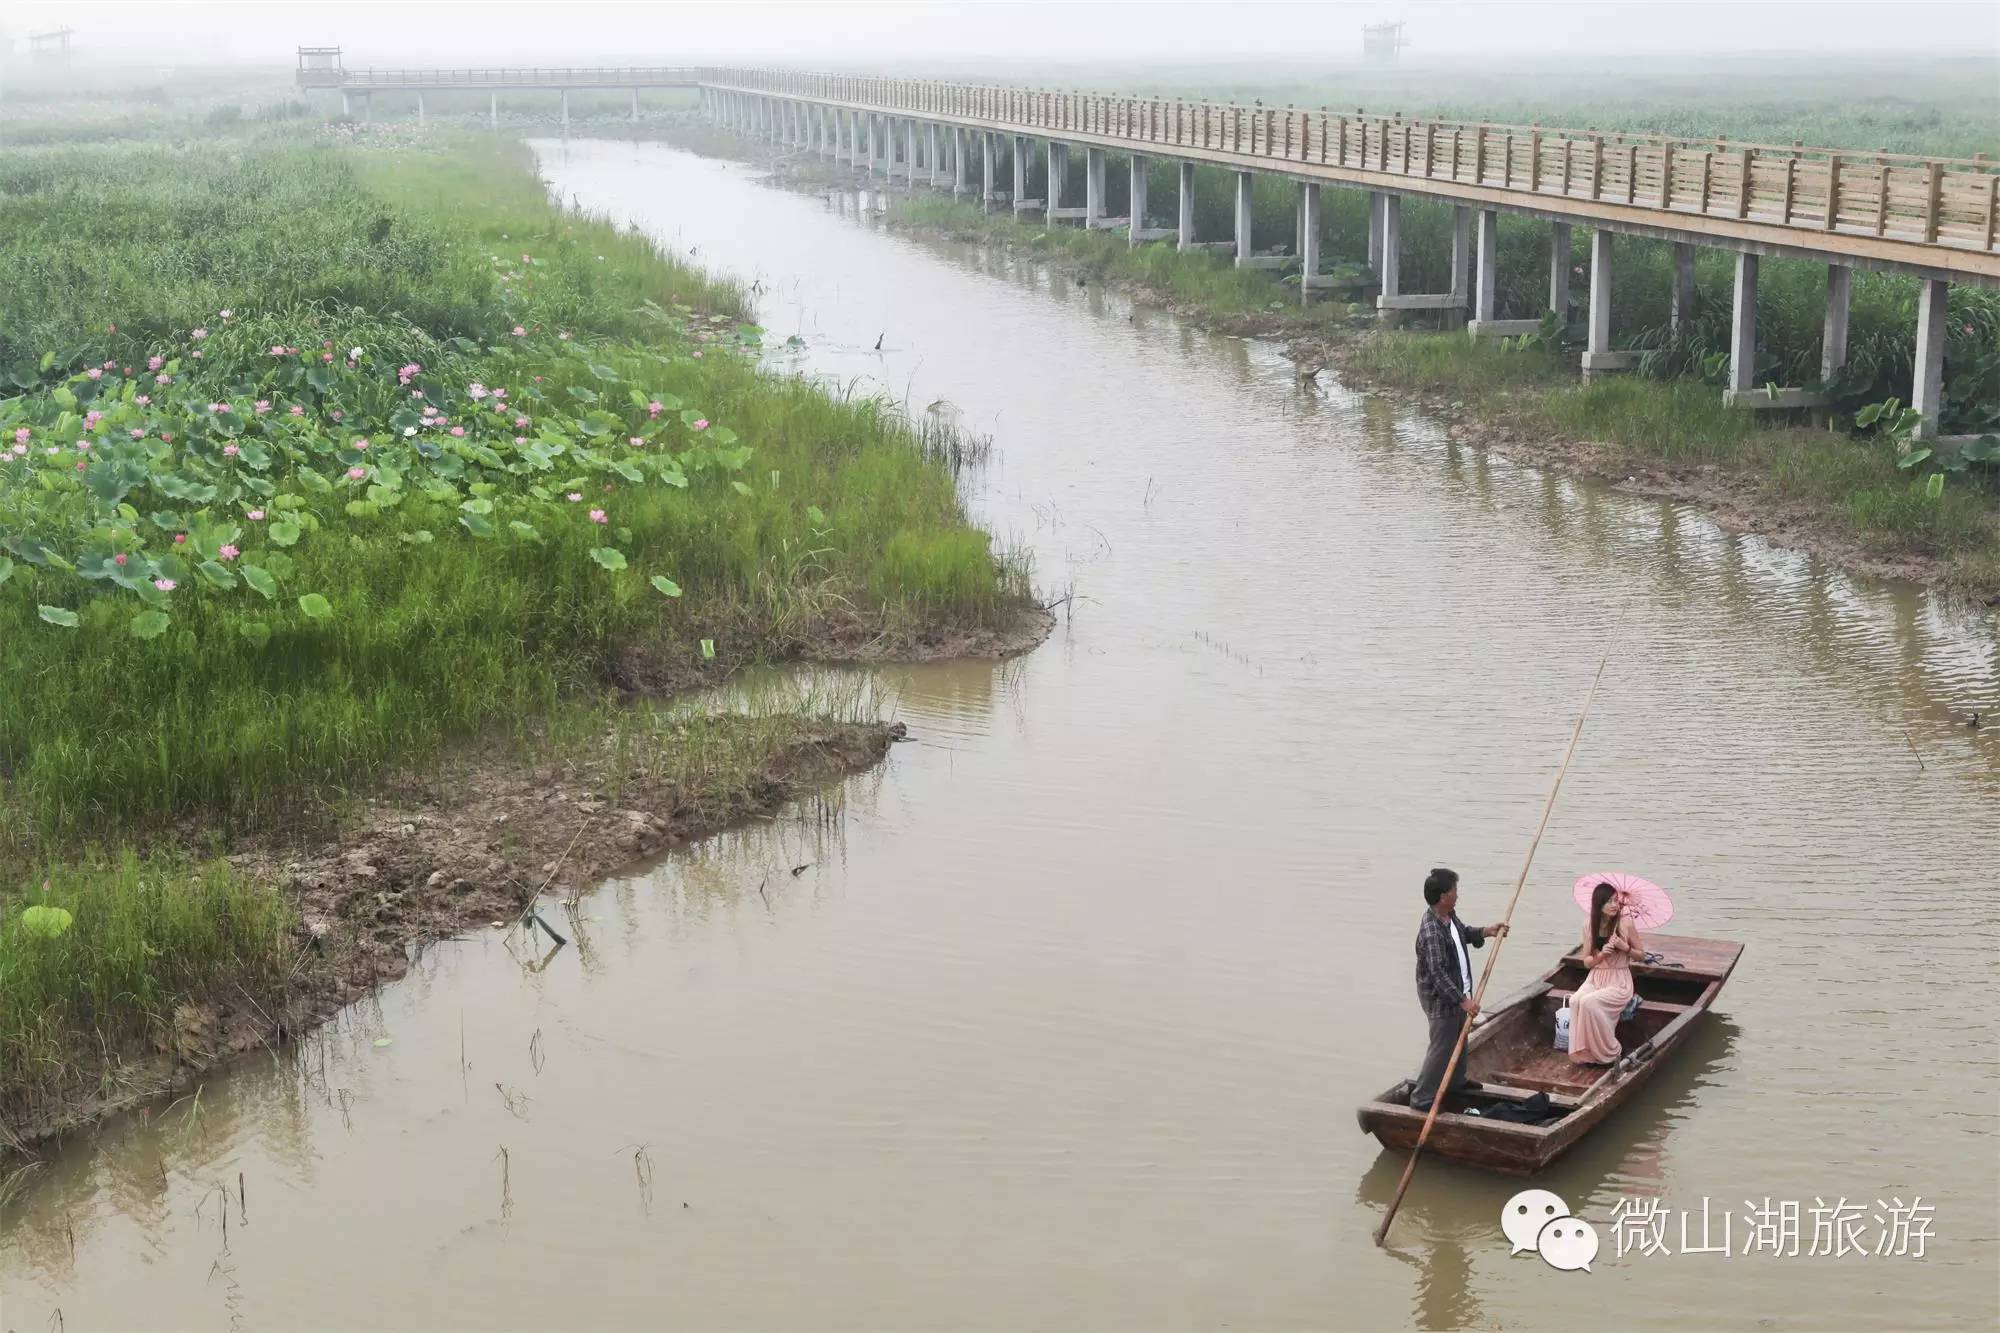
[702,67,2000,255]
[339,67,702,89]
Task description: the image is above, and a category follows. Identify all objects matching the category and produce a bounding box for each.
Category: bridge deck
[311,67,700,91]
[705,68,1999,284]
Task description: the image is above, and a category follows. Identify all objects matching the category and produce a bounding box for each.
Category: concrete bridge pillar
[490,92,499,131]
[1233,170,1254,266]
[560,89,569,131]
[953,128,968,197]
[1549,222,1572,320]
[416,92,426,127]
[981,133,998,209]
[1447,206,1473,326]
[928,123,943,188]
[1582,230,1632,379]
[1129,155,1150,248]
[1012,135,1031,216]
[340,89,352,118]
[905,118,919,191]
[1671,243,1697,336]
[1367,192,1385,275]
[1299,182,1322,303]
[359,92,371,125]
[1728,251,1759,394]
[1822,265,1852,382]
[1045,140,1068,229]
[1177,162,1196,250]
[630,89,640,124]
[1085,147,1106,228]
[1377,193,1401,298]
[1912,279,1947,440]
[1472,208,1499,325]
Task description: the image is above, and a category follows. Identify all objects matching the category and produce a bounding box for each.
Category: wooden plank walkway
[703,68,1999,284]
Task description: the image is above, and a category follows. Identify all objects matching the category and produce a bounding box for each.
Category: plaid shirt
[1414,909,1487,1020]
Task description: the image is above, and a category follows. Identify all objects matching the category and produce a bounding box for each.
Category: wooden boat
[1356,933,1742,1174]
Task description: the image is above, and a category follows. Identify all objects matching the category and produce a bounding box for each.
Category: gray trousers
[1410,1009,1471,1111]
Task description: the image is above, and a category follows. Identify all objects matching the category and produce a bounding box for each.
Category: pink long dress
[1568,917,1639,1064]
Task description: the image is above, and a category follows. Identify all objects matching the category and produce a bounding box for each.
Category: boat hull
[1356,932,1742,1174]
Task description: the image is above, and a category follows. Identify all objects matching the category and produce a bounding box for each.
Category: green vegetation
[900,195,1343,320]
[1347,333,2000,586]
[0,132,1024,1111]
[1064,53,2000,159]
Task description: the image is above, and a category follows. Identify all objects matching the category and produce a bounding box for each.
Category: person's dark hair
[1423,868,1459,906]
[1590,881,1619,950]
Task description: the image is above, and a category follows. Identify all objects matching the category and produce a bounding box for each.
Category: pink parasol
[1572,871,1675,930]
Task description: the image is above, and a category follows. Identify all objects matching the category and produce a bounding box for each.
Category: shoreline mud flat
[0,605,1050,1157]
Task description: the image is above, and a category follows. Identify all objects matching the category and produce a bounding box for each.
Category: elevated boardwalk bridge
[297,52,1999,441]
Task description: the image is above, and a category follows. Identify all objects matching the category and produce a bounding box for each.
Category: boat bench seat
[1547,989,1692,1016]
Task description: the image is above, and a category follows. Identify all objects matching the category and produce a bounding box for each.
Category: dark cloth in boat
[1466,1091,1563,1126]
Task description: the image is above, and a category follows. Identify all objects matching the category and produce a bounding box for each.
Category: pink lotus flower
[354,437,370,450]
[588,508,607,523]
[647,400,662,417]
[566,492,582,502]
[103,359,118,370]
[173,533,187,545]
[74,459,86,472]
[136,394,151,406]
[155,373,172,384]
[514,435,527,444]
[191,351,203,360]
[213,402,232,413]
[629,436,644,446]
[247,509,266,521]
[348,466,367,480]
[289,404,305,417]
[558,331,571,340]
[468,383,489,399]
[254,399,271,414]
[218,544,239,561]
[330,410,344,421]
[147,355,163,371]
[191,327,208,340]
[322,351,335,363]
[75,439,91,451]
[492,388,506,399]
[691,418,709,431]
[11,429,27,444]
[450,426,466,437]
[691,350,703,359]
[271,345,287,357]
[131,428,145,439]
[160,432,173,443]
[114,553,128,566]
[511,325,527,336]
[224,444,240,457]
[44,447,58,456]
[514,415,530,428]
[154,577,176,592]
[87,368,103,380]
[219,309,233,320]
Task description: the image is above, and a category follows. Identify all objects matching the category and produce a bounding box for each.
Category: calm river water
[2,140,1995,1331]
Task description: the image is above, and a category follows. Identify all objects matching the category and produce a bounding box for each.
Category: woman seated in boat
[1569,881,1642,1066]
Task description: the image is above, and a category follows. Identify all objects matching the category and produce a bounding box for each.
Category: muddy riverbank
[0,606,1049,1156]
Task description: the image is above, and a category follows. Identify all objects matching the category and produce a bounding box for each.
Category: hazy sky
[2,0,1996,65]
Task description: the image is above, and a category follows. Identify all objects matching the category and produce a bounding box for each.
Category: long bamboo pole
[1373,647,1615,1247]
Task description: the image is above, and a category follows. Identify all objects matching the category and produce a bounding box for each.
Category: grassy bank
[1339,333,2000,593]
[0,131,1029,1125]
